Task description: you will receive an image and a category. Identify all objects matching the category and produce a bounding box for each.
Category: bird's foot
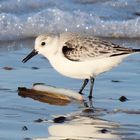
[83,96,94,108]
[88,95,93,99]
[79,91,84,95]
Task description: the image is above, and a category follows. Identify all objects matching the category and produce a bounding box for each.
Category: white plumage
[22,32,140,98]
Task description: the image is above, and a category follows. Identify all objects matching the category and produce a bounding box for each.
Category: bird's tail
[133,49,140,52]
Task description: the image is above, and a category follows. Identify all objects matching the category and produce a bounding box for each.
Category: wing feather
[62,36,133,61]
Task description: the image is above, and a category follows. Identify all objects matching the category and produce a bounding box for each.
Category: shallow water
[0,38,140,140]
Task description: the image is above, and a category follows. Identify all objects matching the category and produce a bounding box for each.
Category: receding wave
[0,0,140,41]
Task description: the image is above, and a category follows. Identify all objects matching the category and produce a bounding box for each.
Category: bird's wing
[62,36,133,61]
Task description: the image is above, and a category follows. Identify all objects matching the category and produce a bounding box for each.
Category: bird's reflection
[47,117,119,140]
[83,97,94,108]
[34,108,120,140]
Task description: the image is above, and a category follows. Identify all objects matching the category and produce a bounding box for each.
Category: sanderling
[22,32,140,98]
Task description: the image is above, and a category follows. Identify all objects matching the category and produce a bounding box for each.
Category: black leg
[88,77,95,99]
[89,97,93,108]
[79,79,89,94]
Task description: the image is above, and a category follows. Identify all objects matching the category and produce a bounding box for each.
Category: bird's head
[22,33,59,63]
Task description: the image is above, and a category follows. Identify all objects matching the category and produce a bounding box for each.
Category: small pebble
[111,80,121,83]
[53,116,66,123]
[31,67,39,70]
[34,118,44,123]
[3,66,13,70]
[22,126,28,131]
[119,96,128,102]
[100,128,108,133]
[34,118,47,123]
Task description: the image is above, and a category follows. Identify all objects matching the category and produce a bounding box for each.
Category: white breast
[48,51,130,79]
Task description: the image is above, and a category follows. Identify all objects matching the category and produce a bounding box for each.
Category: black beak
[22,49,38,63]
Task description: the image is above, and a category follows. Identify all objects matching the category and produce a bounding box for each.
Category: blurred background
[1,0,140,41]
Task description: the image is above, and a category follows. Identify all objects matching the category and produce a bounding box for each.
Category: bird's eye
[41,42,46,46]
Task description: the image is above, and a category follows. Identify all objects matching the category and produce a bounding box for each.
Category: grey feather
[62,36,133,61]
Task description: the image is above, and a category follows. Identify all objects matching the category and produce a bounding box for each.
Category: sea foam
[0,0,140,41]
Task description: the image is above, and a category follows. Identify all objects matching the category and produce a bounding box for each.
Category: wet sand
[0,38,140,140]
